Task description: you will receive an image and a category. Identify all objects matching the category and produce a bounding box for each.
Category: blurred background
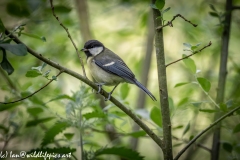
[0,0,240,159]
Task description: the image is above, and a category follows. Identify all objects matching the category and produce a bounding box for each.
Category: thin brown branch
[172,136,211,153]
[174,106,240,160]
[5,31,163,149]
[0,71,63,104]
[49,0,87,78]
[156,14,197,30]
[1,132,15,151]
[166,41,212,67]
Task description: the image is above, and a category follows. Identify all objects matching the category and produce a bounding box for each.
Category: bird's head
[81,40,105,58]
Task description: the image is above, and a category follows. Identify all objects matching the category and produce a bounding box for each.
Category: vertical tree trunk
[75,0,93,42]
[152,1,173,159]
[211,0,232,159]
[130,9,155,150]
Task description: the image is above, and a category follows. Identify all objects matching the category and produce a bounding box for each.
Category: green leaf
[0,18,5,33]
[209,12,219,17]
[0,43,27,56]
[190,102,203,107]
[95,147,144,160]
[41,62,47,70]
[209,4,217,11]
[173,143,183,147]
[0,125,9,133]
[197,77,211,92]
[183,43,192,48]
[174,82,190,88]
[21,32,46,42]
[233,124,240,133]
[0,103,19,112]
[150,106,162,127]
[182,122,190,137]
[155,0,165,10]
[25,70,42,78]
[52,75,57,80]
[226,99,233,108]
[6,2,30,17]
[0,49,14,75]
[43,70,51,78]
[127,130,146,138]
[173,125,183,130]
[195,43,201,47]
[161,7,171,14]
[120,83,129,100]
[26,117,55,127]
[27,107,44,117]
[199,109,218,113]
[191,46,198,50]
[222,142,233,153]
[64,133,74,140]
[45,94,73,104]
[183,55,196,74]
[83,111,106,120]
[53,5,72,13]
[219,103,228,112]
[178,97,189,106]
[31,66,42,71]
[189,135,194,141]
[150,4,158,9]
[41,121,69,146]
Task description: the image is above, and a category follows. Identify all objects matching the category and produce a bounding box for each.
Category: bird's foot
[104,92,112,101]
[96,85,102,94]
[95,83,104,94]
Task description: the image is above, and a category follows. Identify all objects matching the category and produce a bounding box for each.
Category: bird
[81,40,156,101]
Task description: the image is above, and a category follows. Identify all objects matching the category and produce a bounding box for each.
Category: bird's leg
[105,83,120,101]
[96,83,103,94]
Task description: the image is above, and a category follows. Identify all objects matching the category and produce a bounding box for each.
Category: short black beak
[81,48,88,52]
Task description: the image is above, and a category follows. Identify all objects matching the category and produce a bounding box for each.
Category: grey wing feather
[94,49,135,83]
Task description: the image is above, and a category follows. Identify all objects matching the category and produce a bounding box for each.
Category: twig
[0,67,18,92]
[49,0,87,78]
[172,136,211,153]
[0,71,63,104]
[156,14,197,30]
[5,30,163,149]
[166,41,212,67]
[1,133,13,151]
[174,106,240,160]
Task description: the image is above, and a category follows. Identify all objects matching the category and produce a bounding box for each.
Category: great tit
[81,40,156,101]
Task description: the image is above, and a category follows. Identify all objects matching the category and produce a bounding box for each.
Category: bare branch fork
[49,0,87,78]
[156,14,198,30]
[0,71,63,104]
[166,41,212,67]
[174,106,240,160]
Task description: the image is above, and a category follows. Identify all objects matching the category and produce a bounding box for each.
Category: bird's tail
[134,79,157,101]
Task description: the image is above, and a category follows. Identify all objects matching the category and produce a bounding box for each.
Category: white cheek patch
[88,47,103,56]
[103,62,115,66]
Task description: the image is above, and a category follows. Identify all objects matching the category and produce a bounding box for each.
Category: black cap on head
[84,40,104,49]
